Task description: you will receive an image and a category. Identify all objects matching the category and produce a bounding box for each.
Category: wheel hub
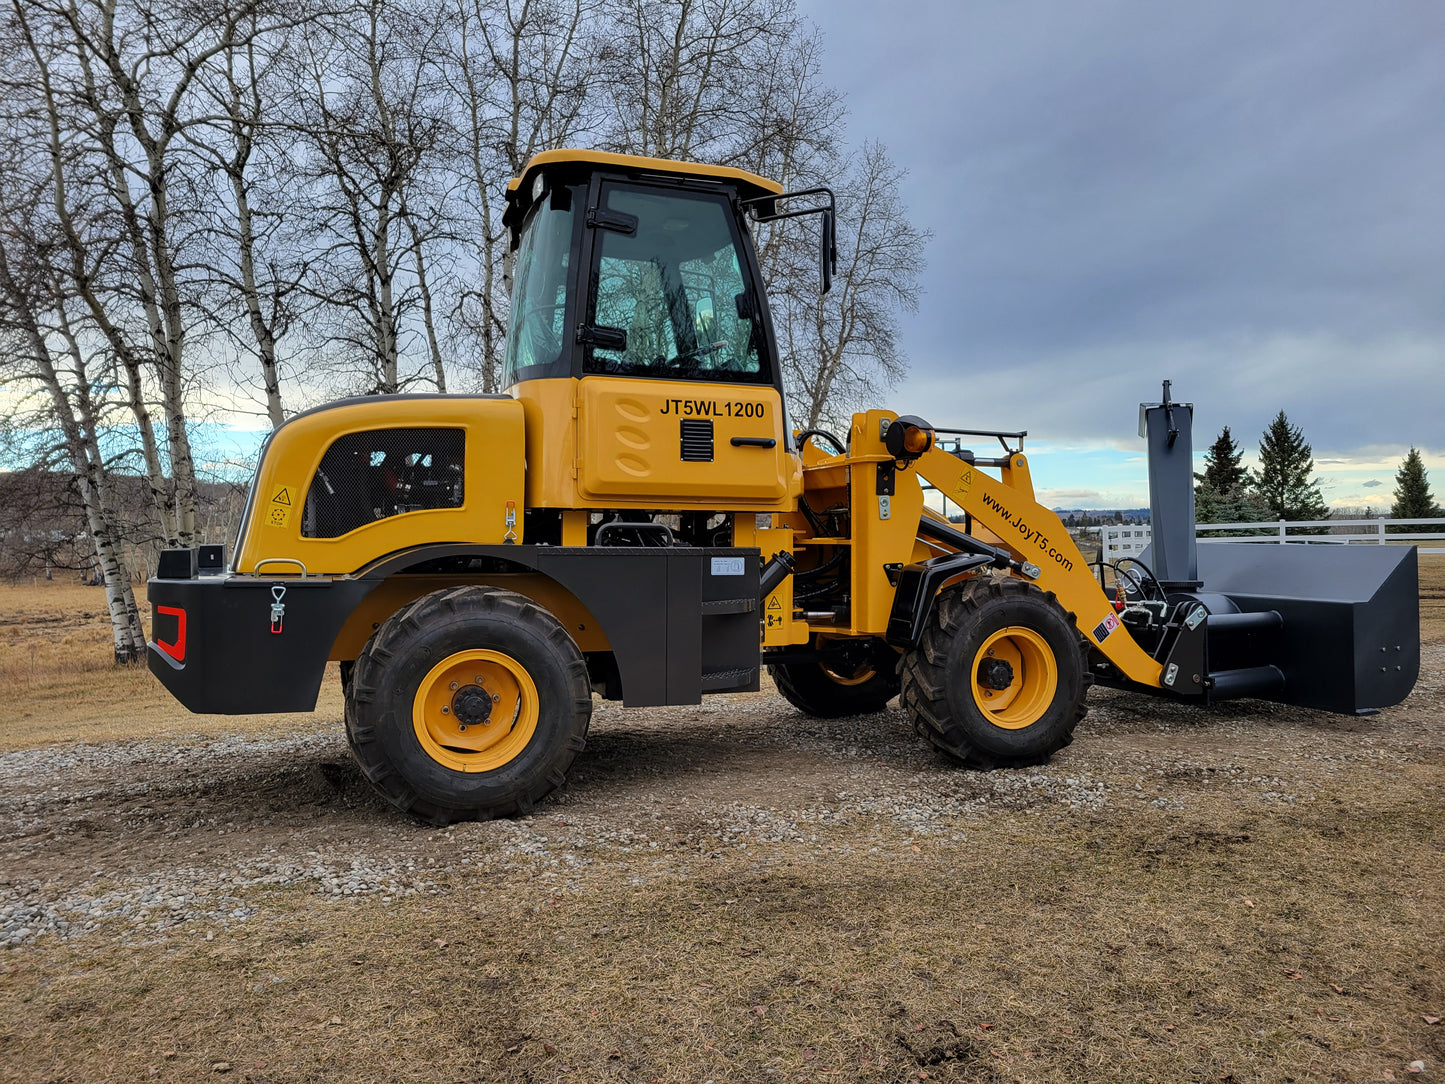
[976,657,1015,691]
[452,684,493,727]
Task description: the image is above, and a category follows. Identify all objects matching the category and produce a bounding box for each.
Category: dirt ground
[0,557,1441,1083]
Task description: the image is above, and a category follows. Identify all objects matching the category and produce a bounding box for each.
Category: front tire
[901,577,1086,769]
[346,587,591,824]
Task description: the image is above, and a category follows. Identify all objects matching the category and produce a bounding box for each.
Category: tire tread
[900,576,1089,770]
[343,587,591,825]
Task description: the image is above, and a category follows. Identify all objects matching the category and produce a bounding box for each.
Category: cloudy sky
[796,0,1445,509]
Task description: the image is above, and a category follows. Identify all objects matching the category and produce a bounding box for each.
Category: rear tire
[901,577,1086,768]
[769,637,901,718]
[345,587,591,824]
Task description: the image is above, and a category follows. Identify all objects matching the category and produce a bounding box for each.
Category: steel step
[700,598,756,616]
[700,667,757,692]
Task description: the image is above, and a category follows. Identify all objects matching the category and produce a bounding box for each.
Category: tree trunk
[0,245,147,662]
[231,133,286,427]
[401,203,447,392]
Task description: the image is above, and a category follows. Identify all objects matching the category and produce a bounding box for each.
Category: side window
[587,184,765,382]
[302,428,465,539]
[501,186,580,387]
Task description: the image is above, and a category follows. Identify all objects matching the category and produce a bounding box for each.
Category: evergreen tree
[1194,424,1267,528]
[1253,411,1329,524]
[1196,426,1248,494]
[1390,447,1439,531]
[1195,482,1272,533]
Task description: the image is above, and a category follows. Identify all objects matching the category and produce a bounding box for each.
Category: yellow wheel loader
[148,150,1420,823]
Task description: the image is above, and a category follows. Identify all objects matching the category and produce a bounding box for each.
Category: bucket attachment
[1187,541,1419,714]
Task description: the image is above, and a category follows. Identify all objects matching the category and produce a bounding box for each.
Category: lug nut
[492,693,501,703]
[441,705,449,714]
[449,681,459,690]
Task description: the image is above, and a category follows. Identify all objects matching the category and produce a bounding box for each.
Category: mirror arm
[743,187,837,293]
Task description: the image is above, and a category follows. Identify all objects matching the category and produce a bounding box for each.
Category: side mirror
[743,186,837,294]
[820,207,836,294]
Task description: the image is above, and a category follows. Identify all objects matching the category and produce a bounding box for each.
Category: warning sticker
[952,467,975,500]
[1091,611,1121,644]
[266,484,295,529]
[767,595,782,611]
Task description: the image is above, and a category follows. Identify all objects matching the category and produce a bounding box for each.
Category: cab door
[574,179,796,509]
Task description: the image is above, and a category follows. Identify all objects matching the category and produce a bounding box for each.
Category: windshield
[586,184,766,384]
[502,185,582,387]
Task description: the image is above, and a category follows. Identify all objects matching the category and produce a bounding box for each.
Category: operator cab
[501,151,815,515]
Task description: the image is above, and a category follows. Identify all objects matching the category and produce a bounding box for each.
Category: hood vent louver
[680,419,714,462]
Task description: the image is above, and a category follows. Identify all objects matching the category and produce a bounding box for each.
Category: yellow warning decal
[952,467,974,500]
[767,595,783,611]
[266,484,295,529]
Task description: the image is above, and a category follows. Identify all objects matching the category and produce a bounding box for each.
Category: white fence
[1099,517,1445,561]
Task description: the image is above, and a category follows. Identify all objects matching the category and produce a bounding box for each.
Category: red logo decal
[156,605,186,662]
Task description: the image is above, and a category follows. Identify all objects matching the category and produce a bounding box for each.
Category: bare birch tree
[1,0,929,527]
[6,0,180,544]
[288,0,452,395]
[6,0,307,545]
[441,0,596,390]
[0,175,147,659]
[189,27,309,428]
[774,143,929,429]
[598,0,807,165]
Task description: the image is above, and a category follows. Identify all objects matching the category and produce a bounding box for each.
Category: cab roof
[504,149,783,230]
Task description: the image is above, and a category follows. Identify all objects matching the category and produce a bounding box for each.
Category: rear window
[302,428,465,539]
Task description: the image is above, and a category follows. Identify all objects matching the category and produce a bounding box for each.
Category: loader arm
[911,445,1164,689]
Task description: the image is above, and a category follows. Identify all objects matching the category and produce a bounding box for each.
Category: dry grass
[2,793,1440,1083]
[0,558,1442,1082]
[1420,553,1445,643]
[0,580,340,750]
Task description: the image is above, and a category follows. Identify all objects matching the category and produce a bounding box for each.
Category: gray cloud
[798,0,1445,456]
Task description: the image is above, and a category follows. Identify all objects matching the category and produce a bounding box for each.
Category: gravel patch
[2,654,1439,951]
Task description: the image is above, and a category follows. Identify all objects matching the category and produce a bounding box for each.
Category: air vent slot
[680,419,714,462]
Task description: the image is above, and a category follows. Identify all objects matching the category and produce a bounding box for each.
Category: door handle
[730,437,777,448]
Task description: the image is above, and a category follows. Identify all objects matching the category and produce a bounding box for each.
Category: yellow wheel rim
[815,634,877,686]
[820,660,876,686]
[412,649,539,773]
[970,627,1058,730]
